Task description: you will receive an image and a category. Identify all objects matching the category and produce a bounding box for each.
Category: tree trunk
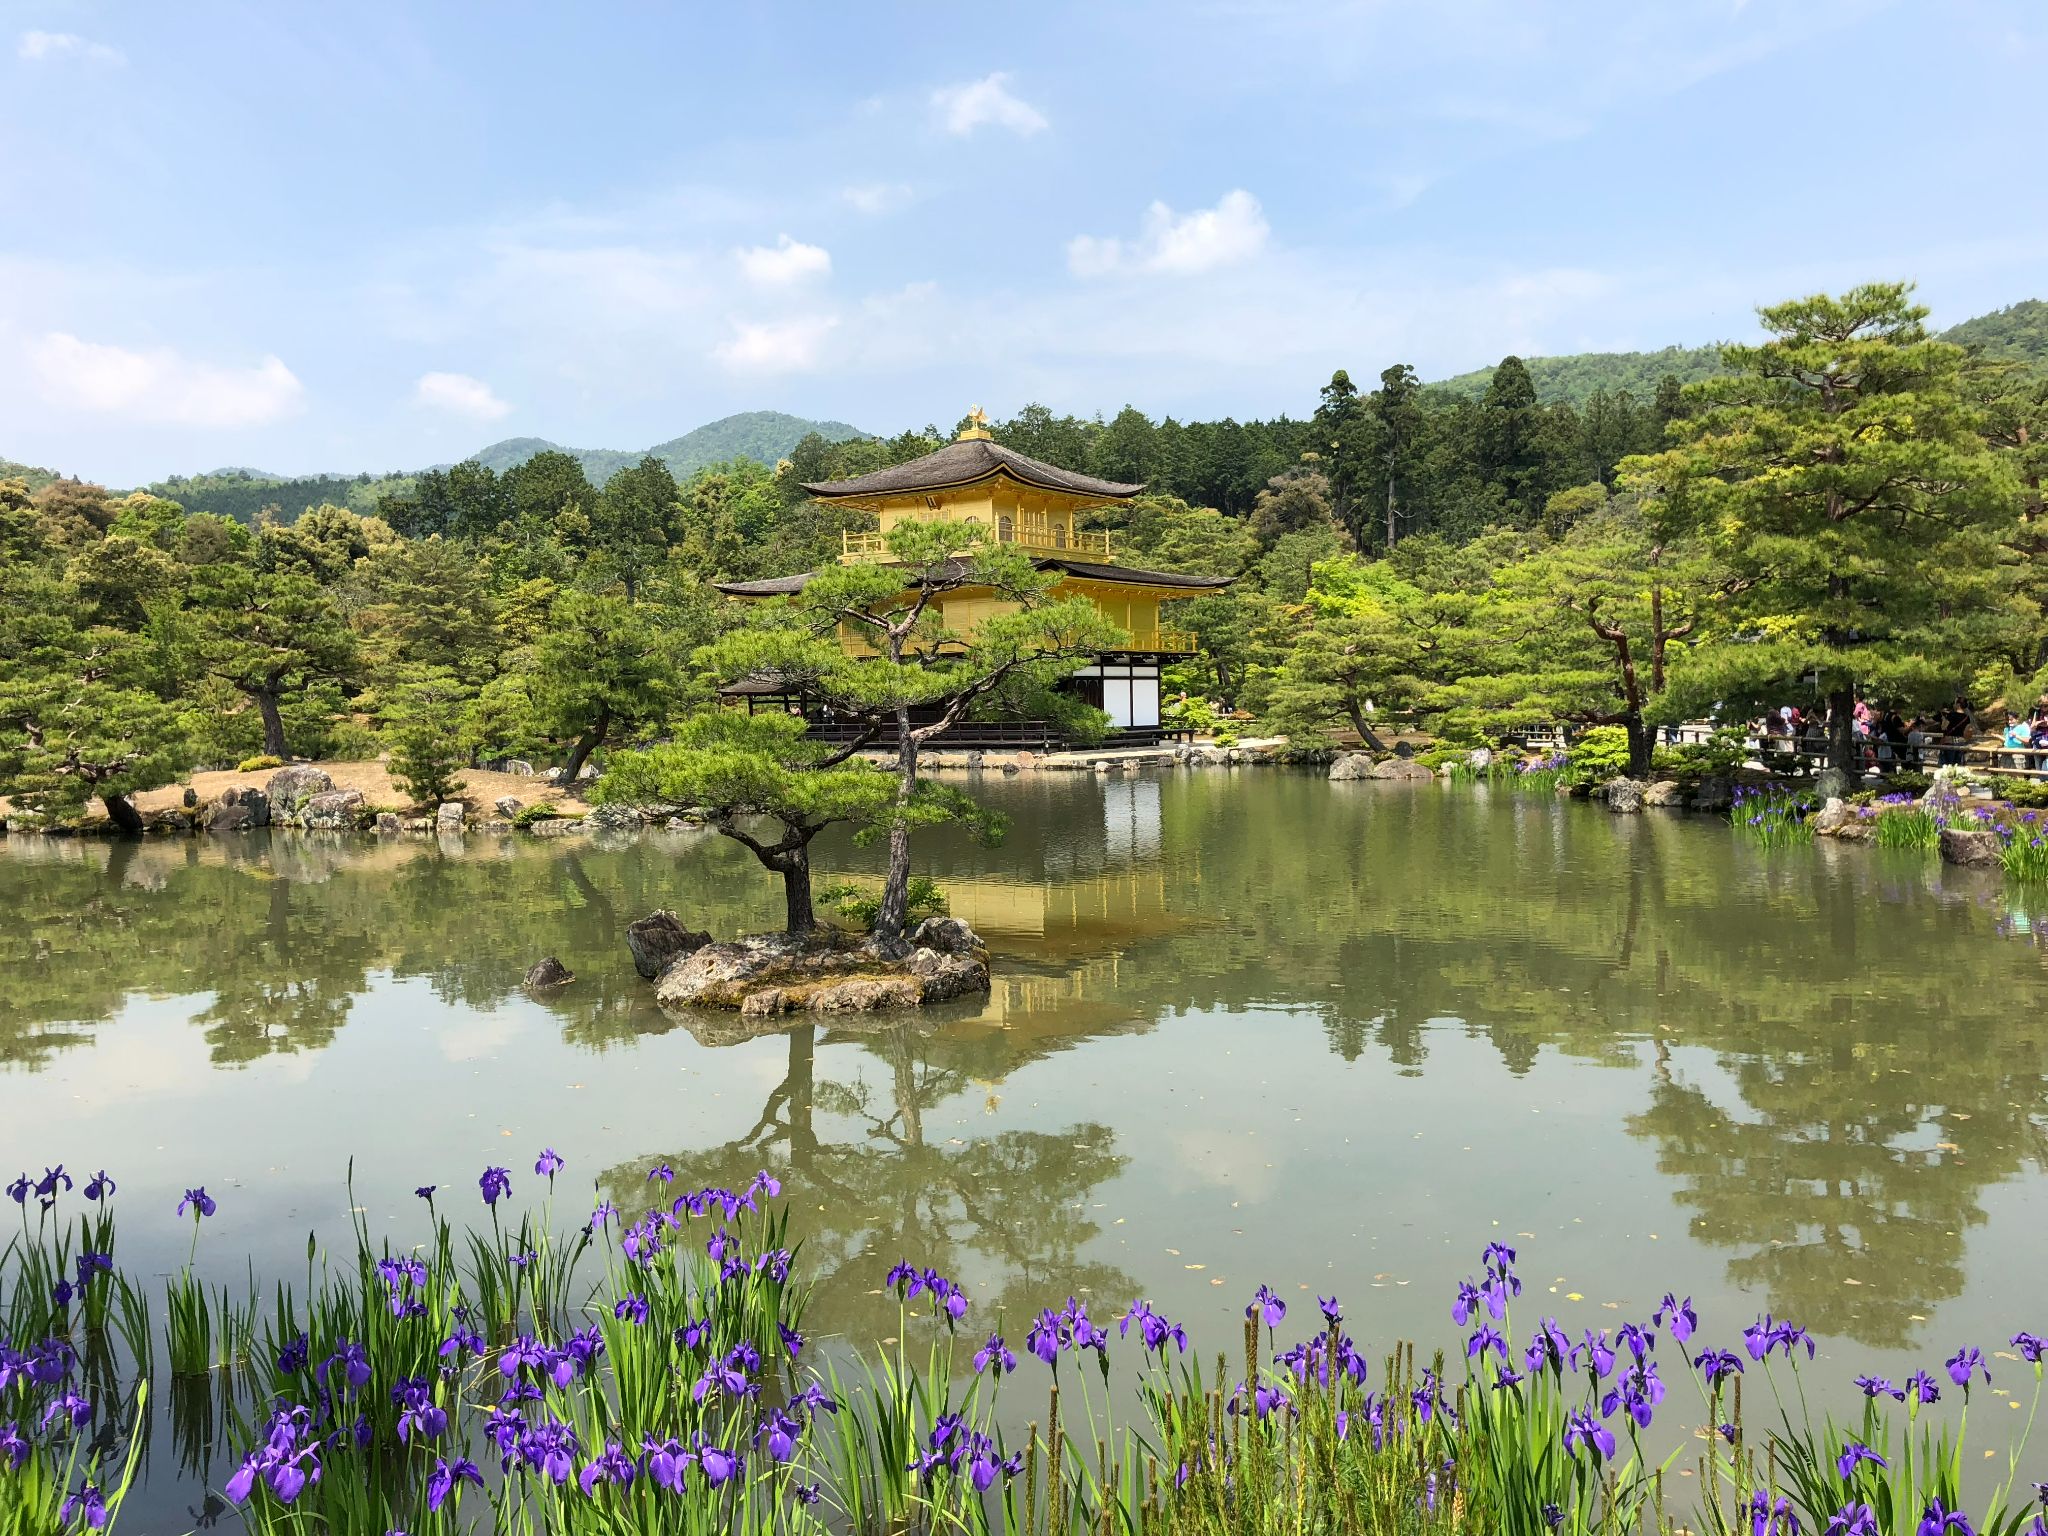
[100,792,144,836]
[1385,475,1398,551]
[872,704,918,954]
[778,847,815,935]
[254,689,288,759]
[1827,685,1858,778]
[1344,700,1389,754]
[1625,716,1654,779]
[561,704,610,784]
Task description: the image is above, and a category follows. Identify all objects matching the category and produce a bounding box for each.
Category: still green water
[5,770,2048,1510]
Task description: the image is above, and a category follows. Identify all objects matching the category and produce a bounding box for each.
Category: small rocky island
[624,910,990,1017]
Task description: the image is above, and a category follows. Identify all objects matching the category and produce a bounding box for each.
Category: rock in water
[1642,780,1685,807]
[1370,759,1433,781]
[525,957,575,989]
[1604,778,1645,814]
[374,812,402,836]
[494,796,522,819]
[266,765,333,821]
[202,787,270,831]
[1939,827,2002,867]
[627,910,712,980]
[585,802,641,834]
[1812,797,1853,836]
[1327,753,1376,781]
[1691,777,1733,811]
[300,789,365,830]
[655,924,990,1014]
[436,801,466,829]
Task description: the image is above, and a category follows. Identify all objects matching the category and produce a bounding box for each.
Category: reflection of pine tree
[1636,1048,2019,1348]
[597,1024,1137,1343]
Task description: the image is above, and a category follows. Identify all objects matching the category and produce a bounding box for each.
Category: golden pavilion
[714,414,1231,742]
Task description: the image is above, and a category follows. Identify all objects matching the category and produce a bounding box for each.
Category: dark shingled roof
[801,438,1144,501]
[713,556,1234,598]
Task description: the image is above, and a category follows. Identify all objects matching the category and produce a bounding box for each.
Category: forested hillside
[1942,299,2048,368]
[1430,344,1725,405]
[461,410,867,484]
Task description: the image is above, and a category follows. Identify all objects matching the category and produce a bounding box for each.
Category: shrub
[235,754,283,773]
[1162,693,1220,734]
[1652,727,1748,780]
[511,802,568,828]
[816,876,947,930]
[1563,725,1633,784]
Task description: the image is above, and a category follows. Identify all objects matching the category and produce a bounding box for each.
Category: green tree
[1363,363,1425,550]
[0,571,187,833]
[527,588,701,781]
[174,563,358,759]
[1625,282,2016,775]
[598,711,894,933]
[1461,504,1723,776]
[591,455,681,599]
[382,668,474,806]
[731,521,1123,947]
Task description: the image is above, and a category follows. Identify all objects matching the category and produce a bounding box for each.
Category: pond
[6,769,2048,1521]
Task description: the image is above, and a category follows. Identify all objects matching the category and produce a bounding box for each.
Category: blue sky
[4,0,2044,486]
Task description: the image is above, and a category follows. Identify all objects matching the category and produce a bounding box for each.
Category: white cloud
[712,316,838,374]
[1067,190,1271,278]
[840,181,914,216]
[735,234,831,287]
[31,333,303,427]
[17,30,124,65]
[931,72,1048,136]
[413,370,513,420]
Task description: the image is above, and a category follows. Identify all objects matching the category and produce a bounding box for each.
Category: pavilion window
[998,514,1013,543]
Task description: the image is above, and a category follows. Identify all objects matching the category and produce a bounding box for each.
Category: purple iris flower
[1908,1370,1942,1405]
[4,1174,26,1205]
[1827,1505,1880,1536]
[1838,1442,1888,1479]
[1120,1300,1189,1355]
[176,1187,216,1219]
[613,1294,648,1325]
[1452,1280,1484,1327]
[1600,1361,1665,1428]
[1467,1325,1506,1361]
[82,1170,115,1202]
[1562,1408,1616,1462]
[1919,1501,1975,1536]
[757,1409,803,1463]
[535,1148,565,1179]
[2013,1332,2047,1365]
[1696,1348,1745,1387]
[794,1481,823,1505]
[587,1200,617,1231]
[697,1443,742,1487]
[320,1341,370,1392]
[58,1482,108,1530]
[0,1422,27,1471]
[1947,1347,1989,1389]
[577,1441,637,1496]
[34,1166,73,1210]
[438,1325,484,1359]
[1750,1491,1800,1536]
[276,1333,309,1374]
[647,1163,674,1184]
[519,1419,582,1486]
[41,1391,92,1430]
[393,1377,447,1443]
[756,1248,793,1284]
[641,1436,692,1492]
[1572,1329,1616,1380]
[974,1333,1017,1376]
[415,1185,436,1201]
[674,1316,710,1351]
[1654,1293,1697,1344]
[1246,1285,1286,1328]
[426,1456,483,1513]
[1855,1375,1905,1401]
[1526,1319,1572,1376]
[478,1167,512,1206]
[1319,1295,1343,1326]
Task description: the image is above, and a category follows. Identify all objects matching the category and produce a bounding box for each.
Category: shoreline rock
[627,910,711,980]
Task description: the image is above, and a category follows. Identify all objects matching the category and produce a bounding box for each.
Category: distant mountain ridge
[453,410,869,484]
[1428,299,2048,406]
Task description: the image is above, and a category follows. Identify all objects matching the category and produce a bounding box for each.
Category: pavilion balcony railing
[839,528,1116,564]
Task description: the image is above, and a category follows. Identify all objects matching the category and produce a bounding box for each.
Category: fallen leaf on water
[1936,1142,1960,1151]
[1566,1292,1584,1301]
[1166,1248,1181,1256]
[1843,1278,1863,1286]
[1185,1264,1205,1271]
[1210,1278,1225,1286]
